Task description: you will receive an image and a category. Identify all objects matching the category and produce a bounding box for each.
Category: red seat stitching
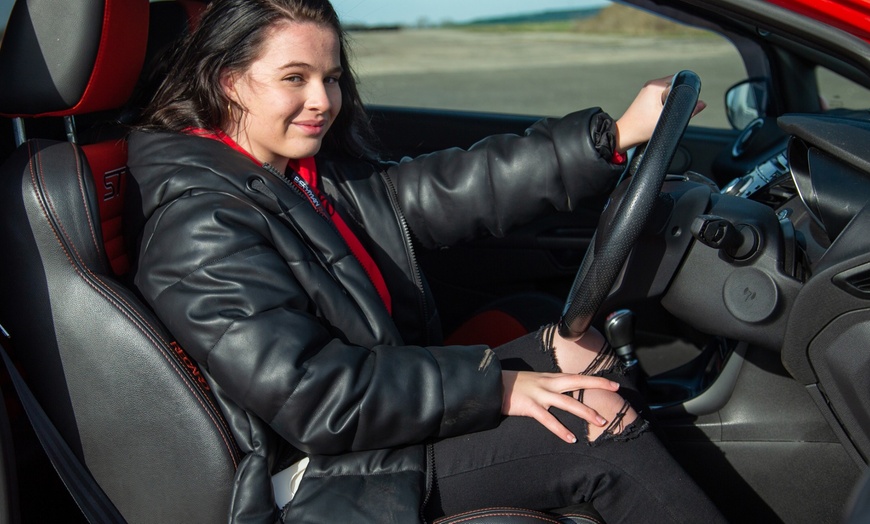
[436,511,561,524]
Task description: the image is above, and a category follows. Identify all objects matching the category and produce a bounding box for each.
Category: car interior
[1,0,870,523]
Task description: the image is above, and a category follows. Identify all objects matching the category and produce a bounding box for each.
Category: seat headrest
[0,0,149,118]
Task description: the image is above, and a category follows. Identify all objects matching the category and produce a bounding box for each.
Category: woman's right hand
[501,370,620,444]
[615,74,707,152]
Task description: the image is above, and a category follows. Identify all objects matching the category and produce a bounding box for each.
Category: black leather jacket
[127,108,624,523]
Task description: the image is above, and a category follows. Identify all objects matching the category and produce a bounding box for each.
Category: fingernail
[597,416,608,425]
[568,434,577,444]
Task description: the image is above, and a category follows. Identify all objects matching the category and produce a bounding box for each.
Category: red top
[189,129,392,315]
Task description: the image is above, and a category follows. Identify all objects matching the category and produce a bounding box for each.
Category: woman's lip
[294,121,327,135]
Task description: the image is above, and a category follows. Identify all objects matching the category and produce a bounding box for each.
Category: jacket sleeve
[385,108,624,249]
[134,190,503,455]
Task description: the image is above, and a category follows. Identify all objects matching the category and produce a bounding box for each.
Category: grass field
[349,27,745,128]
[344,4,745,128]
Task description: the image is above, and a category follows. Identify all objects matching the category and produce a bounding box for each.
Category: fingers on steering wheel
[661,81,672,105]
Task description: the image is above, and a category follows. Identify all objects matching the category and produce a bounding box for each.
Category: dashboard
[715,113,870,268]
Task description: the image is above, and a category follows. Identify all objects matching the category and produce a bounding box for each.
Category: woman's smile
[292,118,328,136]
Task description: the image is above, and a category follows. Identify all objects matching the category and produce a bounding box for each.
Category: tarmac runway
[348,29,747,128]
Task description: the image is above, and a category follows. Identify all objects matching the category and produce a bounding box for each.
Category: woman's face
[221,21,343,170]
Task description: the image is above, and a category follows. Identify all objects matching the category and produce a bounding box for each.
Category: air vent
[833,263,870,299]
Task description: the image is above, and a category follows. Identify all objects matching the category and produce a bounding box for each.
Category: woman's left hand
[614,74,707,153]
[501,370,621,443]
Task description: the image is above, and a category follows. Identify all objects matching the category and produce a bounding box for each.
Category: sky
[0,1,612,31]
[330,0,611,27]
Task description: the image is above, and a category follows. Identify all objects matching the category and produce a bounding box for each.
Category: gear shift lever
[604,309,639,369]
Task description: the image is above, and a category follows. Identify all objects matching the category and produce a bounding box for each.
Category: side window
[0,0,12,39]
[338,2,745,128]
[817,66,870,111]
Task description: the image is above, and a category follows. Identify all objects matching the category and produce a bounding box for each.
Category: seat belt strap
[0,327,126,523]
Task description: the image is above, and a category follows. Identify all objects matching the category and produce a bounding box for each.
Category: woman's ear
[219,69,238,105]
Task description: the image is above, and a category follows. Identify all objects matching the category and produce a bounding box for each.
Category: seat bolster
[20,140,111,274]
[0,138,242,522]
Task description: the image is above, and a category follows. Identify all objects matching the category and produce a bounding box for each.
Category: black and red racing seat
[0,0,240,521]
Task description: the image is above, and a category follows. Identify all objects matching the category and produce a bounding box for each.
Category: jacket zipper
[377,171,439,520]
[263,166,436,519]
[420,443,436,523]
[261,163,394,315]
[378,171,433,344]
[254,165,348,291]
[262,162,347,246]
[263,163,331,220]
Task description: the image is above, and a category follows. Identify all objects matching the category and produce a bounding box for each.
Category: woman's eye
[285,75,304,83]
[325,76,341,85]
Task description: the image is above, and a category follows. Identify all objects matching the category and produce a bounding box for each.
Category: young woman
[129,0,722,521]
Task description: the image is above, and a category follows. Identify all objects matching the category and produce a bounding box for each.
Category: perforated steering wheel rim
[559,70,702,339]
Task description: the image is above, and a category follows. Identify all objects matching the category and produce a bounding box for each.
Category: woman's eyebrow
[279,61,311,70]
[279,61,344,75]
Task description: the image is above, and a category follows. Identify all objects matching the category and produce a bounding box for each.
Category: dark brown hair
[141,0,376,159]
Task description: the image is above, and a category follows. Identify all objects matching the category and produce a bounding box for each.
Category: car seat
[0,0,240,522]
[0,1,602,522]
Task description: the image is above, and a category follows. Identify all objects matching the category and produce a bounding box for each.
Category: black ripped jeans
[424,327,725,524]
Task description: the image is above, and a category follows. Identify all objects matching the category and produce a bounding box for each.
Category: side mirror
[725,79,769,130]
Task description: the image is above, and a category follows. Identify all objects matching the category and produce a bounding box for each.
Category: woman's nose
[305,81,332,111]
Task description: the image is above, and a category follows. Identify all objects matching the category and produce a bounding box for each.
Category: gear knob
[605,309,638,368]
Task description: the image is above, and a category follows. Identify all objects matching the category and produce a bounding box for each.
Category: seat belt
[0,324,127,523]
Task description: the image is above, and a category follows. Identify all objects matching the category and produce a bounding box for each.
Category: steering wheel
[559,70,702,339]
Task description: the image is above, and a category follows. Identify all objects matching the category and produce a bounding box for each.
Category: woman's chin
[286,139,324,159]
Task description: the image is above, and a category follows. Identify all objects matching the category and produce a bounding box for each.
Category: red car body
[768,0,870,42]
